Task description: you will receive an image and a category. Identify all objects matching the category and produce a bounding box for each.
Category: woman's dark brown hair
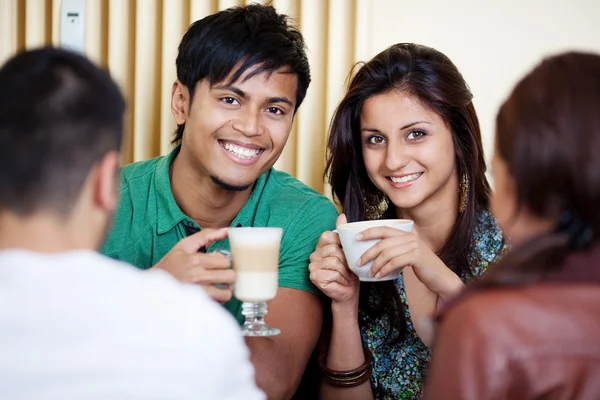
[326,43,491,342]
[479,52,600,287]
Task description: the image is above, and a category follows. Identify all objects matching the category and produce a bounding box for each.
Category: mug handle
[212,249,233,291]
[214,248,231,259]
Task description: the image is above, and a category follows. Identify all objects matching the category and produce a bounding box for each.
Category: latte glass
[228,227,282,336]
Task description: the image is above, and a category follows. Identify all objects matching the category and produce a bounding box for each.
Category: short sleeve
[277,196,338,294]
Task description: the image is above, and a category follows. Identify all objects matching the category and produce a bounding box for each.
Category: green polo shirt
[101,146,338,323]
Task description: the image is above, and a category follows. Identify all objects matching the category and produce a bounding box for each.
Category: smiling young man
[101,4,338,399]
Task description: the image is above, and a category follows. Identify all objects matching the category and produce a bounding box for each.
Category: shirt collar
[230,168,271,228]
[155,146,188,234]
[154,145,273,234]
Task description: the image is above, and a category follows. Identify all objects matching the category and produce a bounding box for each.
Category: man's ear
[171,80,190,125]
[93,151,121,212]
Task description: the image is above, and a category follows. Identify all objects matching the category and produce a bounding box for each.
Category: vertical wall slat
[0,0,20,65]
[51,0,61,47]
[132,0,162,162]
[17,0,26,51]
[218,0,243,10]
[321,0,356,201]
[354,0,371,64]
[296,0,327,193]
[108,0,136,164]
[86,0,105,66]
[159,0,187,155]
[325,0,354,138]
[25,0,49,48]
[190,0,217,23]
[272,0,301,176]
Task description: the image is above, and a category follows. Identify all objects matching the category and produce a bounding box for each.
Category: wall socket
[60,0,86,54]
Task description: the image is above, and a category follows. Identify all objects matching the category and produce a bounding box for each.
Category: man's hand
[151,228,235,303]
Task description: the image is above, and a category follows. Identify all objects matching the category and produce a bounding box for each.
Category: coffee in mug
[336,219,414,281]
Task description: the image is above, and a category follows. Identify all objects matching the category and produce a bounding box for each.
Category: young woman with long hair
[308,43,506,399]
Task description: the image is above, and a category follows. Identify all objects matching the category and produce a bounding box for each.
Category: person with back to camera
[0,47,264,400]
[425,51,600,400]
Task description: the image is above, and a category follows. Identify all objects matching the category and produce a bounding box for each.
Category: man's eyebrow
[267,97,294,108]
[212,85,294,108]
[212,85,247,98]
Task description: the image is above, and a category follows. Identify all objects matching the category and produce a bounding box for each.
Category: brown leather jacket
[424,244,600,400]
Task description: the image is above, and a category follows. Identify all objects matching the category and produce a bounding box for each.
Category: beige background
[0,0,371,197]
[1,0,599,193]
[368,0,600,175]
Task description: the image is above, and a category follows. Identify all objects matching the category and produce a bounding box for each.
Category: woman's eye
[367,135,385,145]
[407,130,426,140]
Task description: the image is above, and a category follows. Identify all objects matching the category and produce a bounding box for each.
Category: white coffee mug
[335,219,414,282]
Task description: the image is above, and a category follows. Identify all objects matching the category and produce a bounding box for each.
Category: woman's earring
[459,174,469,213]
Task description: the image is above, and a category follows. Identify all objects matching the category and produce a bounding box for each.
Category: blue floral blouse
[359,209,505,399]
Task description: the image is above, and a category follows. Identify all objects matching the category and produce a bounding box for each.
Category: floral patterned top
[359,209,506,399]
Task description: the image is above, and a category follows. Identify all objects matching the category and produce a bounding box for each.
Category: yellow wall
[368,0,600,182]
[2,0,599,193]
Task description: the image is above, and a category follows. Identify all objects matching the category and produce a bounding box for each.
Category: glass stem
[242,302,268,327]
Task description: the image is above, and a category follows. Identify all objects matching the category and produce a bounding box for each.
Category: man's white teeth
[224,142,260,159]
[390,173,422,183]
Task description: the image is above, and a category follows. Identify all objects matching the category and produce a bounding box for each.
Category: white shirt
[0,250,265,400]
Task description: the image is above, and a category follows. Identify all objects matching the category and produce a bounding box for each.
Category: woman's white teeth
[390,173,421,183]
[224,142,260,159]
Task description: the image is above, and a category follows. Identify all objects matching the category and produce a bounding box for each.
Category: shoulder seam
[270,169,326,198]
[283,196,335,237]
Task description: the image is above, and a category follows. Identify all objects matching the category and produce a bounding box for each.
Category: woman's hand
[309,214,360,306]
[356,227,464,299]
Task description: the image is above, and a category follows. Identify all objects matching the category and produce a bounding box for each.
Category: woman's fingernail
[375,272,382,279]
[355,233,363,240]
[355,258,362,266]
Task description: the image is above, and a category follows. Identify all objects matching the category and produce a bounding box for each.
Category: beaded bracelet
[317,347,373,388]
